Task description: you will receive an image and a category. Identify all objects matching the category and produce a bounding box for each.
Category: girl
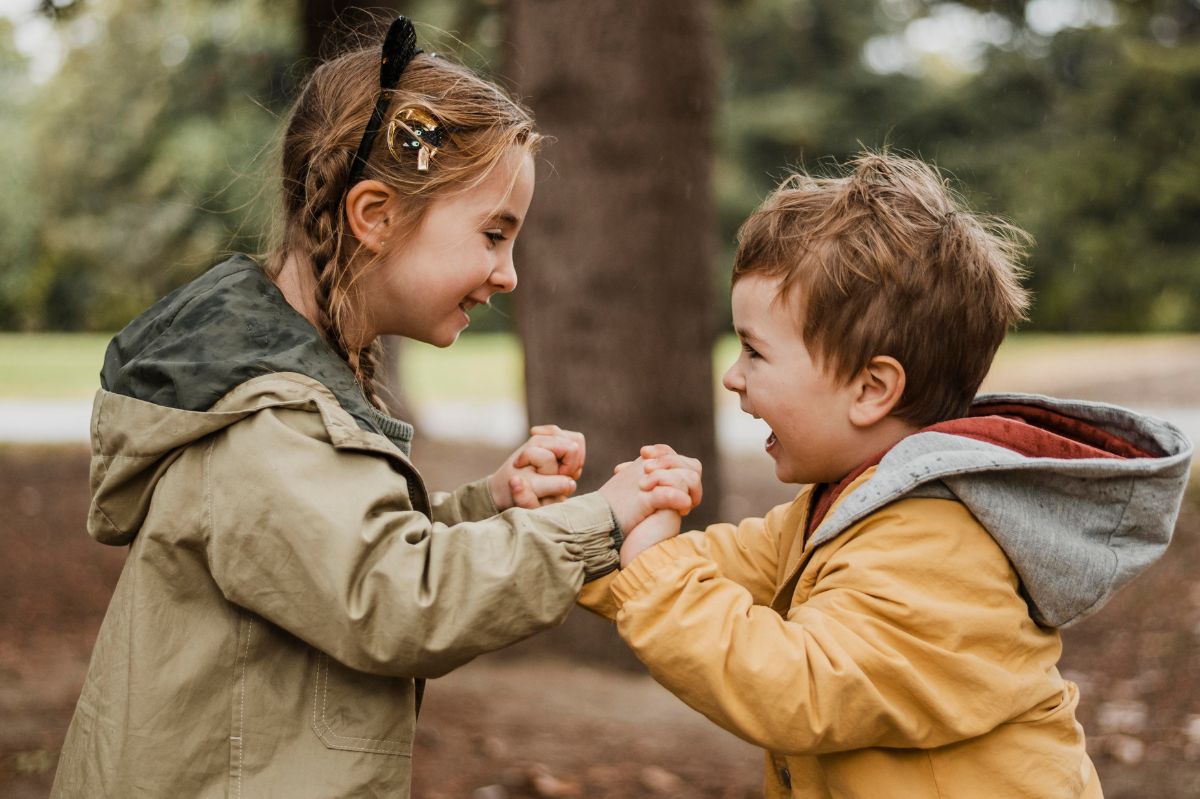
[52,18,700,798]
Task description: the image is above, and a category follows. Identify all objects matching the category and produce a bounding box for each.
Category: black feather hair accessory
[347,17,422,186]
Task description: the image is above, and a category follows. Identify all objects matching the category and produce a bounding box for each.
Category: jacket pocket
[310,652,415,756]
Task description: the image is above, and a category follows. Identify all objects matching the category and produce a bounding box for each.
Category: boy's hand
[488,425,586,510]
[620,510,682,568]
[599,444,702,533]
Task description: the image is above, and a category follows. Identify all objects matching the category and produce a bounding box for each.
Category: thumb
[509,476,540,509]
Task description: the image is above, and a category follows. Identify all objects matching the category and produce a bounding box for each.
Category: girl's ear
[344,179,396,254]
[847,355,906,428]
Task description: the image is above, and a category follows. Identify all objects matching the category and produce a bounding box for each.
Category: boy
[583,152,1193,798]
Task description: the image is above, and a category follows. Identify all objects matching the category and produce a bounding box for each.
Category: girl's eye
[741,341,760,359]
[485,230,507,245]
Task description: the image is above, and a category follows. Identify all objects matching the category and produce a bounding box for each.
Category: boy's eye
[741,342,760,359]
[485,230,507,245]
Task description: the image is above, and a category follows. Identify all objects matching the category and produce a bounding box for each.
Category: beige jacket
[582,473,1104,798]
[53,374,620,798]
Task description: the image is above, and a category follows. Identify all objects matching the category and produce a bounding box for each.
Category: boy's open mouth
[766,430,779,452]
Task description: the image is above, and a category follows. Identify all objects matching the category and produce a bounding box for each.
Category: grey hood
[810,393,1193,628]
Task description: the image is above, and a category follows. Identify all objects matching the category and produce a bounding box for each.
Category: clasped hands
[488,427,701,567]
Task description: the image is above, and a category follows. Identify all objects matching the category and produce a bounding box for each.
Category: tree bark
[505,0,721,525]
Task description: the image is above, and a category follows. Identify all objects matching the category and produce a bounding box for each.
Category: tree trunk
[505,0,721,522]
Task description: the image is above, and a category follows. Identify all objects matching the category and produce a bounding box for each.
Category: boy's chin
[772,453,835,486]
[771,457,807,486]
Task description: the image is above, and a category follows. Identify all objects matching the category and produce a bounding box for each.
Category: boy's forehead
[733,274,802,313]
[732,275,806,334]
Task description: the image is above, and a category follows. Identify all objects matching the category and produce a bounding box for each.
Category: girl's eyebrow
[484,211,521,228]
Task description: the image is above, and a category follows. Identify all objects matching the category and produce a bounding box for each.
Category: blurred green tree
[714,0,1200,332]
[0,18,40,330]
[3,0,1198,333]
[18,0,295,331]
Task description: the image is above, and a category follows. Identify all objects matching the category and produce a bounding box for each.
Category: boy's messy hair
[733,152,1031,426]
[267,22,540,407]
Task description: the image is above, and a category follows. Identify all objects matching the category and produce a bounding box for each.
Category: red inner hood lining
[804,403,1158,540]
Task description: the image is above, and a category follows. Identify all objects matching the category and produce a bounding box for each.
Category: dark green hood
[101,255,413,451]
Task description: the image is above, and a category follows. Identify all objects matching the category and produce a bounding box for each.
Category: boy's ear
[847,355,906,428]
[344,179,395,253]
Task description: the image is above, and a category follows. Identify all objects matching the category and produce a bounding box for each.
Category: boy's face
[723,275,860,485]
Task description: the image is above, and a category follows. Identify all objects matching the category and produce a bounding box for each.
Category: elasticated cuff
[533,492,622,581]
[609,539,683,605]
[455,477,500,520]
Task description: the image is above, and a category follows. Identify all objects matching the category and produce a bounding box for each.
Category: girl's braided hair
[267,33,540,408]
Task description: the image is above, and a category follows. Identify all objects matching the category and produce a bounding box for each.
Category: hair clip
[386,107,447,172]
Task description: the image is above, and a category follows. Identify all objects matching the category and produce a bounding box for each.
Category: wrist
[487,470,511,511]
[619,537,650,569]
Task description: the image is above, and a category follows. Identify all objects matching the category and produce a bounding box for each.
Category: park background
[1,0,1198,796]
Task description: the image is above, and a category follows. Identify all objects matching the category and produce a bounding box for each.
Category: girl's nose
[491,255,518,293]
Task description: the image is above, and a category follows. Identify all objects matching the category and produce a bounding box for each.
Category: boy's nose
[722,361,744,393]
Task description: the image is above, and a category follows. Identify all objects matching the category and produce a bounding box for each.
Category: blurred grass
[0,334,111,398]
[3,331,1199,401]
[0,332,529,403]
[400,335,524,404]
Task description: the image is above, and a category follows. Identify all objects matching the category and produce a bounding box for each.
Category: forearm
[609,540,1034,755]
[205,409,620,677]
[213,492,619,677]
[428,477,500,525]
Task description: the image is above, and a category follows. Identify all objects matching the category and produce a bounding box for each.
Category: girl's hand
[488,425,587,511]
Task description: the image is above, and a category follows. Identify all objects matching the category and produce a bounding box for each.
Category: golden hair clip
[386,107,446,173]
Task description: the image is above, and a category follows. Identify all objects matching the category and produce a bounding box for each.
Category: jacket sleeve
[577,504,789,621]
[609,498,1063,755]
[203,406,619,679]
[427,478,500,525]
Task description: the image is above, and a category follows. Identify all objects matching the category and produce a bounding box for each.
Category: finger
[516,435,581,474]
[641,454,703,476]
[515,445,560,475]
[530,430,585,477]
[613,460,636,475]
[524,474,578,501]
[557,430,586,478]
[640,467,701,493]
[647,486,692,513]
[640,443,678,460]
[509,476,540,510]
[640,468,702,507]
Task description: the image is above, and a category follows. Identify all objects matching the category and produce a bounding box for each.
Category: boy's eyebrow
[735,326,762,343]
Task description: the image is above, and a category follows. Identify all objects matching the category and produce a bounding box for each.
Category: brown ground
[2,343,1199,798]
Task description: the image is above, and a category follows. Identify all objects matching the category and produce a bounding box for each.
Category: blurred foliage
[716,0,1200,332]
[3,0,295,330]
[1,0,1197,332]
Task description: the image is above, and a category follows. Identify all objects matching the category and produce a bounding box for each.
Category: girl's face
[361,146,535,347]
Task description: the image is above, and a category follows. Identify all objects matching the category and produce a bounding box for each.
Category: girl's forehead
[420,147,534,225]
[462,148,535,216]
